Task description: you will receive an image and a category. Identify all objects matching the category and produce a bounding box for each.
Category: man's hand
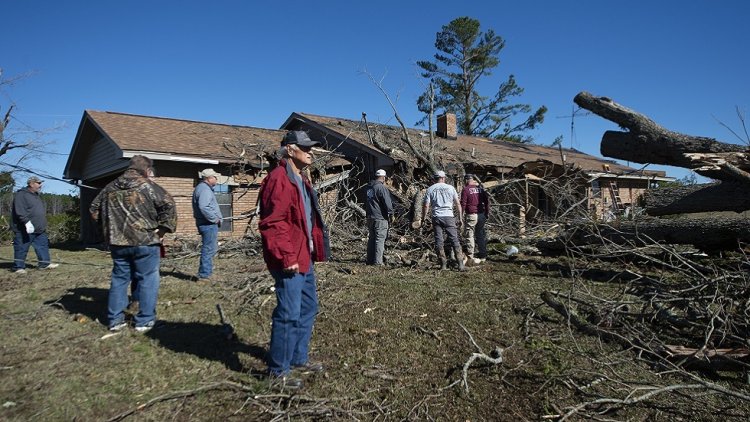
[216,219,222,228]
[283,263,299,274]
[25,221,34,234]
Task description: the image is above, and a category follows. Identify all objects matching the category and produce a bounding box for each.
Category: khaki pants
[464,213,487,258]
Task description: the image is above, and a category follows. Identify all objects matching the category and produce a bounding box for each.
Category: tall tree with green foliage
[417,17,547,143]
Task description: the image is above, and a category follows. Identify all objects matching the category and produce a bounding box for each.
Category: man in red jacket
[258,130,330,389]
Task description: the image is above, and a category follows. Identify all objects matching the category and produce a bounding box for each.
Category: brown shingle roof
[294,112,666,177]
[87,110,285,161]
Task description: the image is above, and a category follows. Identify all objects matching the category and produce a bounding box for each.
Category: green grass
[0,245,748,420]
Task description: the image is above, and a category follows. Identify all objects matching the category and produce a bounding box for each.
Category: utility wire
[0,160,98,190]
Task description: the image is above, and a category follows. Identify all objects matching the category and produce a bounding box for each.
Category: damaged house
[64,109,671,244]
[64,111,349,245]
[281,112,672,233]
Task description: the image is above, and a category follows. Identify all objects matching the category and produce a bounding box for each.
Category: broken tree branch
[574,91,749,181]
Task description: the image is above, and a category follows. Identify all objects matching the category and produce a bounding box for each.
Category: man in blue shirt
[192,168,225,280]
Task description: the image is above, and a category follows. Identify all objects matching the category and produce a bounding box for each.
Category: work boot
[454,247,467,272]
[438,250,448,270]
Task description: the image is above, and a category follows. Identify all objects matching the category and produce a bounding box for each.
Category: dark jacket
[90,169,177,246]
[365,180,393,220]
[258,159,329,273]
[11,187,47,233]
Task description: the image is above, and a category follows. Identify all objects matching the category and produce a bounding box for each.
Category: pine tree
[417,17,547,143]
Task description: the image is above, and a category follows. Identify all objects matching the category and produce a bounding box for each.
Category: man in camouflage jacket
[90,155,176,332]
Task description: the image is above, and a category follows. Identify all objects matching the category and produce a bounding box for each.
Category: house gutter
[122,151,219,164]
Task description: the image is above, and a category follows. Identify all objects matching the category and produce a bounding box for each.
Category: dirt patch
[0,244,748,421]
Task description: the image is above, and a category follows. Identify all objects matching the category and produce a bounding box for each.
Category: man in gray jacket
[11,176,59,273]
[192,168,225,280]
[365,169,393,265]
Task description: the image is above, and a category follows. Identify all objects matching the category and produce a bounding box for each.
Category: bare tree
[0,68,64,183]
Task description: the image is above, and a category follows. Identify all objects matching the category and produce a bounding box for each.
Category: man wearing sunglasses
[11,176,59,273]
[258,130,330,390]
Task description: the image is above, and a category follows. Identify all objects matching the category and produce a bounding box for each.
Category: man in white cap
[365,169,393,265]
[10,176,59,273]
[422,170,466,271]
[192,168,225,280]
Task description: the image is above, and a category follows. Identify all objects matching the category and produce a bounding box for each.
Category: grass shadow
[161,269,197,281]
[44,286,109,324]
[44,287,267,373]
[49,240,90,251]
[145,321,267,372]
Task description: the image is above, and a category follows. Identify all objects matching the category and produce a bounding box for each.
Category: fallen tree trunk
[641,182,750,216]
[601,212,750,250]
[574,92,750,182]
[663,345,750,372]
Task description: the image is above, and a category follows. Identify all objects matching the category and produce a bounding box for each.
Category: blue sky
[2,0,748,194]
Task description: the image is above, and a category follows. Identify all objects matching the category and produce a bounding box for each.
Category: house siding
[82,136,125,180]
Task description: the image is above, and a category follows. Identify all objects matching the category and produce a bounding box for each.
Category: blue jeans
[197,224,218,278]
[108,245,160,328]
[267,264,318,376]
[12,231,51,270]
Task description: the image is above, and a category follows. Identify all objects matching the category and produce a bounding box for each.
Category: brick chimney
[436,113,457,140]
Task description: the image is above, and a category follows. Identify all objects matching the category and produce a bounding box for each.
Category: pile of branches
[534,92,750,419]
[538,227,750,419]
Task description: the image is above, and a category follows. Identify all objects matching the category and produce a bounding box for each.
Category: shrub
[47,212,80,244]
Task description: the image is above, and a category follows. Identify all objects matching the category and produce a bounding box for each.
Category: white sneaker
[109,322,128,332]
[41,263,59,269]
[14,268,27,274]
[135,321,155,333]
[472,258,481,264]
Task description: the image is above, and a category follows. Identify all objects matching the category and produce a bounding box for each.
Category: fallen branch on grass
[455,323,505,393]
[106,381,257,422]
[554,383,705,421]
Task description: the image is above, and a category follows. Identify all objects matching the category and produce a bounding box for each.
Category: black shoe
[269,375,304,390]
[293,361,324,373]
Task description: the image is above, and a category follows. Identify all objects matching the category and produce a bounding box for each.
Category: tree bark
[604,212,750,250]
[574,92,749,181]
[641,182,750,216]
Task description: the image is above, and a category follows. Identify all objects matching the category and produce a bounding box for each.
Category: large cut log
[641,182,750,216]
[574,92,750,182]
[602,212,750,250]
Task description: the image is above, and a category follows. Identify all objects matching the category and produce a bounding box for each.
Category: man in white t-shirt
[421,170,466,271]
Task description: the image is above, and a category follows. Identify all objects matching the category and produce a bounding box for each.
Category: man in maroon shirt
[460,174,489,263]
